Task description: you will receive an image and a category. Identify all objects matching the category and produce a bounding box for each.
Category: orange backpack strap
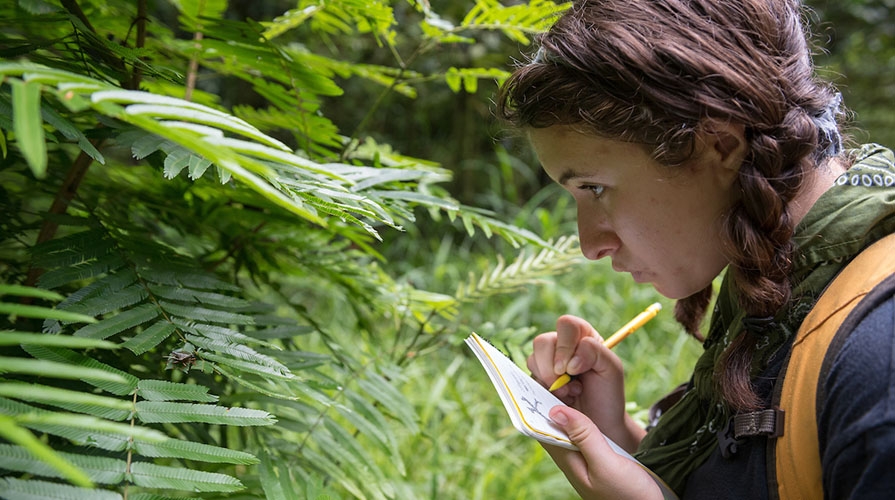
[772,232,895,499]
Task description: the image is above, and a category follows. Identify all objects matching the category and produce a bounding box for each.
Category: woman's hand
[528,314,660,499]
[544,406,663,500]
[527,314,644,451]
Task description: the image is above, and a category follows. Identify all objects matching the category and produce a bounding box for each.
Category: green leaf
[0,478,122,500]
[0,284,64,300]
[158,301,253,325]
[134,438,259,464]
[0,357,129,384]
[201,350,294,379]
[187,154,213,179]
[121,321,177,355]
[73,303,159,339]
[62,283,148,318]
[129,461,243,492]
[0,418,94,488]
[0,443,125,484]
[340,389,405,475]
[169,0,228,20]
[257,448,293,500]
[163,148,191,178]
[0,382,132,413]
[135,401,276,426]
[13,412,168,444]
[22,345,139,396]
[10,78,47,178]
[136,379,218,402]
[0,302,98,324]
[0,332,116,349]
[187,334,290,375]
[38,100,104,164]
[356,372,419,434]
[37,254,127,290]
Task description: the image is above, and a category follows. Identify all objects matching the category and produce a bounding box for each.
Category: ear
[694,120,747,188]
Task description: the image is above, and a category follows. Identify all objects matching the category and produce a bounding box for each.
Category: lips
[613,261,649,283]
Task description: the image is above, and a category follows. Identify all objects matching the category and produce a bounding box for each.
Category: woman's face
[528,125,740,299]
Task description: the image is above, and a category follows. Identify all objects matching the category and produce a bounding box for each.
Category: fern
[456,235,584,301]
[0,1,585,498]
[0,283,275,496]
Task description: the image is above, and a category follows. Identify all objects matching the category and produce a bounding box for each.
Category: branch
[130,0,148,90]
[24,144,101,288]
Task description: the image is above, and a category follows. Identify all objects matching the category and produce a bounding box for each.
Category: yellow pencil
[549,302,662,391]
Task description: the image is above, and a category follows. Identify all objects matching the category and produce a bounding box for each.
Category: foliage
[0,0,889,499]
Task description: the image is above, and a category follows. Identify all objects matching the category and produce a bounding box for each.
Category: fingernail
[553,361,564,375]
[551,409,568,426]
[567,356,581,373]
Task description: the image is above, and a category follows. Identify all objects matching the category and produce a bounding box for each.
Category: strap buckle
[733,407,785,439]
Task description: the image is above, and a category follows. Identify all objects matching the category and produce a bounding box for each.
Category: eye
[579,184,606,198]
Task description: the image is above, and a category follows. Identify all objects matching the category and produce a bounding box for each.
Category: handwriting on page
[492,345,567,432]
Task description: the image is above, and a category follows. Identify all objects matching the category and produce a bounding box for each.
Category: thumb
[549,406,613,461]
[547,406,662,499]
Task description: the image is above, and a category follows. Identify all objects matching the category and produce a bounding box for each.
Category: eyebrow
[557,169,580,186]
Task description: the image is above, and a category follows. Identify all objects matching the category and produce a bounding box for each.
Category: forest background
[0,0,892,499]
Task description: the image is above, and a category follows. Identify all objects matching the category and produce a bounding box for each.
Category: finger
[528,331,558,385]
[566,335,603,376]
[554,315,600,375]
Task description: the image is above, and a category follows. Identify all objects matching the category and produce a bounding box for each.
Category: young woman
[496,0,895,498]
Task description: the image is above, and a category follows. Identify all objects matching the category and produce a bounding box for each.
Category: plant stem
[184,30,204,101]
[130,0,147,90]
[24,145,100,288]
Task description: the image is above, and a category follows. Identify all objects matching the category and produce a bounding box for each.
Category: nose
[577,208,619,261]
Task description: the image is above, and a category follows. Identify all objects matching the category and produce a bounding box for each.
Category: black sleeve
[819,291,895,499]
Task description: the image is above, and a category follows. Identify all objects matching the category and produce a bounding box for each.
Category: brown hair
[496,0,843,411]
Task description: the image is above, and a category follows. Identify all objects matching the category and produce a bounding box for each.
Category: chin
[650,282,694,301]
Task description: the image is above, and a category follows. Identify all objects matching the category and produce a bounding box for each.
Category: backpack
[770,232,895,499]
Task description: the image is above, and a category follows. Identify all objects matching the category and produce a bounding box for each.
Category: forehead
[527,126,655,183]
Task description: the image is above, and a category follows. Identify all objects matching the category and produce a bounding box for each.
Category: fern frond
[200,351,294,379]
[0,302,97,324]
[134,439,259,464]
[120,321,177,355]
[158,302,252,325]
[136,380,218,403]
[339,389,405,475]
[61,284,147,318]
[0,284,64,301]
[0,357,129,384]
[460,0,568,43]
[0,383,132,420]
[129,461,243,492]
[13,412,167,446]
[134,401,276,426]
[177,319,272,345]
[0,417,94,488]
[355,372,419,434]
[257,448,300,500]
[71,303,159,340]
[29,229,111,269]
[456,235,583,301]
[187,335,290,376]
[0,332,115,349]
[148,285,251,309]
[22,345,139,396]
[0,478,121,500]
[0,443,124,484]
